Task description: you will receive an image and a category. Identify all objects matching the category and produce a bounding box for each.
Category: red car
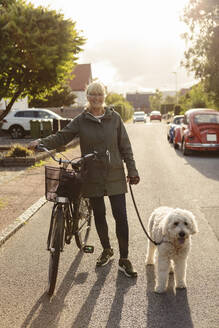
[174,108,219,156]
[149,111,162,121]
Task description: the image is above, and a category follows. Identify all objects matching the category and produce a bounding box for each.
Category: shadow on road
[105,271,137,327]
[71,262,113,328]
[173,147,219,181]
[146,265,194,328]
[21,251,84,328]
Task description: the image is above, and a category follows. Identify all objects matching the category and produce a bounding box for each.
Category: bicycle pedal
[65,238,71,244]
[83,245,94,253]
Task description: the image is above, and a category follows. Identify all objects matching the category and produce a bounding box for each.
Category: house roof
[69,64,92,91]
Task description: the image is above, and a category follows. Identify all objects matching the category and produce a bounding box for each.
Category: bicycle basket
[45,166,82,202]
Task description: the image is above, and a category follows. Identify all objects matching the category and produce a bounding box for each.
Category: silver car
[133,111,146,123]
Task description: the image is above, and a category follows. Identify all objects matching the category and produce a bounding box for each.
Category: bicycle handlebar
[37,144,98,168]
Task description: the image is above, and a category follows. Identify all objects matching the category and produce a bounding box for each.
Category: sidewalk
[0,137,81,246]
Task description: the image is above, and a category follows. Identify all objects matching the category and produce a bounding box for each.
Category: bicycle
[38,145,97,296]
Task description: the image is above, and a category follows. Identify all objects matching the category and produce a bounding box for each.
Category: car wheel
[173,142,178,149]
[181,139,190,156]
[167,135,172,143]
[9,125,25,139]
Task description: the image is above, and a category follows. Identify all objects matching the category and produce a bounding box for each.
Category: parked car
[149,111,161,121]
[1,108,63,138]
[167,115,184,143]
[173,108,219,155]
[133,111,146,123]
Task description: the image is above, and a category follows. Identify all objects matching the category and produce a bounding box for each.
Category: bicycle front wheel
[75,197,92,249]
[47,205,65,296]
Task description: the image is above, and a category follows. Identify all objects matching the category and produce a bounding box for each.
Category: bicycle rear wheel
[47,205,65,296]
[75,197,92,249]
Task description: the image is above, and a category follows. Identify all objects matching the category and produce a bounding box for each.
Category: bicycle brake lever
[36,144,45,152]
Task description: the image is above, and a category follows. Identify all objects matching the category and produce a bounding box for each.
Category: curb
[0,196,47,247]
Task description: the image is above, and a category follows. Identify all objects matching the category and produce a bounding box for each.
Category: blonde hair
[86,81,106,96]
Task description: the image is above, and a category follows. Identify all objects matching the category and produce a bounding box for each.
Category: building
[126,92,154,113]
[69,64,93,107]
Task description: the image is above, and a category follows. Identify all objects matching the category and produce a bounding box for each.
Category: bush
[6,144,33,157]
[105,92,133,122]
[113,101,133,122]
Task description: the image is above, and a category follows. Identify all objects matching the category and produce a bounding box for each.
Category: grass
[30,160,47,168]
[6,144,33,157]
[28,156,58,169]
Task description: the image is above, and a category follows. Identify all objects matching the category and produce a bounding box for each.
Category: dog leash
[129,183,162,246]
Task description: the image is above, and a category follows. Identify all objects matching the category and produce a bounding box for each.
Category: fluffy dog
[145,207,198,293]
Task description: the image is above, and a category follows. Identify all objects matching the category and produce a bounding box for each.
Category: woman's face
[87,92,105,109]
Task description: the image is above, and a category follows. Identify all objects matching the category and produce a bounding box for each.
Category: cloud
[80,39,195,93]
[29,0,194,93]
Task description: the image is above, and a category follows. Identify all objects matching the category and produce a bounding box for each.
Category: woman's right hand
[28,139,41,151]
[127,176,140,185]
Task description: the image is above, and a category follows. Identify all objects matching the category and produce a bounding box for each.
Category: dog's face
[162,209,198,244]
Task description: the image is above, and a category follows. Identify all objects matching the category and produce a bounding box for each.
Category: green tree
[179,82,216,113]
[105,93,125,105]
[0,0,85,120]
[149,89,163,111]
[29,84,76,107]
[163,95,175,104]
[106,92,133,121]
[181,0,219,106]
[0,0,15,6]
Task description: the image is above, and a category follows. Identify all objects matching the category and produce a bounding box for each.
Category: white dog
[145,207,198,293]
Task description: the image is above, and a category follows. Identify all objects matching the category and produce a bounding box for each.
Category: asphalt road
[0,121,219,328]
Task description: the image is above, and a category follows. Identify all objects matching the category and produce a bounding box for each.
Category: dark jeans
[89,194,129,258]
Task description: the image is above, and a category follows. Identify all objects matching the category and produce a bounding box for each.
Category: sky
[29,0,196,94]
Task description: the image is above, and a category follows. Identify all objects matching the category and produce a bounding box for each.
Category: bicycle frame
[47,192,91,251]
